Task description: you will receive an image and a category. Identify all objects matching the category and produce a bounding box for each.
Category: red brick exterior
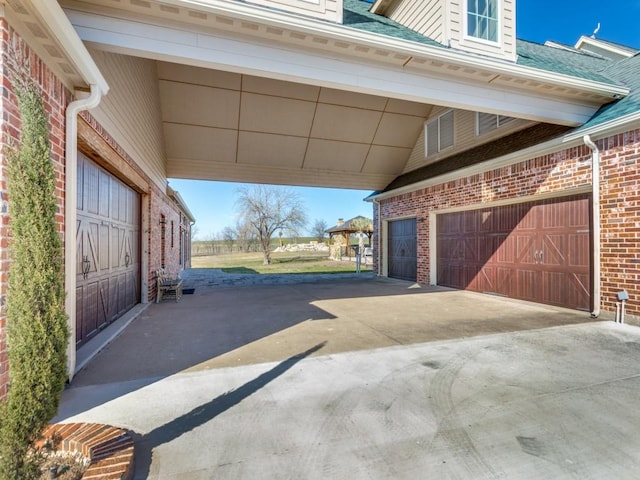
[375,130,640,320]
[0,24,192,400]
[0,22,71,401]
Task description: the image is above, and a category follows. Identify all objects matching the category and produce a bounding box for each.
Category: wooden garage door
[437,194,591,311]
[388,218,417,282]
[76,153,140,347]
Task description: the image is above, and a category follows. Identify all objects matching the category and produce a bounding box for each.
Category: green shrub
[0,81,69,478]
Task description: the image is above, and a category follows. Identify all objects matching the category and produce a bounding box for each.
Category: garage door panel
[437,194,591,310]
[515,234,536,264]
[389,218,417,282]
[541,234,565,266]
[77,153,140,347]
[569,234,590,268]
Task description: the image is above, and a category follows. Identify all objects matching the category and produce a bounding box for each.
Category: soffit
[3,0,87,90]
[157,61,429,189]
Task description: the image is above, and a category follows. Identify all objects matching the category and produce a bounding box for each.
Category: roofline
[30,1,109,95]
[575,35,637,58]
[368,110,640,202]
[167,186,196,222]
[564,110,640,143]
[157,0,628,100]
[366,134,579,202]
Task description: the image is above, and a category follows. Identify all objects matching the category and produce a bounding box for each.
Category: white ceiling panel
[373,113,426,148]
[318,88,388,110]
[159,81,240,128]
[157,62,241,90]
[311,104,382,143]
[362,145,413,175]
[242,75,320,101]
[239,93,316,136]
[304,139,369,172]
[164,123,237,163]
[237,131,307,167]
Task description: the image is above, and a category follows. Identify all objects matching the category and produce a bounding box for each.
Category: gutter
[583,135,601,318]
[29,0,109,379]
[159,0,627,99]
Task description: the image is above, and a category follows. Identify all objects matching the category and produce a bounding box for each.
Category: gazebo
[326,216,373,259]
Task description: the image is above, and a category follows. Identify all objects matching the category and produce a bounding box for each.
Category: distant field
[191,250,371,274]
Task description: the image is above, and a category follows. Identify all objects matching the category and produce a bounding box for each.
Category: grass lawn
[191,250,371,274]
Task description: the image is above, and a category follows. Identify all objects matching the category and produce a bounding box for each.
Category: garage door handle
[533,251,539,263]
[539,250,543,264]
[82,255,91,279]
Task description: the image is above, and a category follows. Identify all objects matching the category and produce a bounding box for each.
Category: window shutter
[439,110,454,150]
[426,121,438,156]
[477,112,497,135]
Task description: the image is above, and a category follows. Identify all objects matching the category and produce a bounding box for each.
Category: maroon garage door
[76,153,140,347]
[388,218,417,282]
[437,194,591,311]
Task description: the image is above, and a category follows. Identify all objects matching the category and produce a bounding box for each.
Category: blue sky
[170,0,640,240]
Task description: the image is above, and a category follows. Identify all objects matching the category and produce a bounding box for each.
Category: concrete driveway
[56,275,640,479]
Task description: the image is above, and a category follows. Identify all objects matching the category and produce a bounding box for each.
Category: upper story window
[467,0,499,42]
[425,110,454,156]
[476,112,515,135]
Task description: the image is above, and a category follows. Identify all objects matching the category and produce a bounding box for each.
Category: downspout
[583,134,601,318]
[65,86,103,380]
[373,198,382,277]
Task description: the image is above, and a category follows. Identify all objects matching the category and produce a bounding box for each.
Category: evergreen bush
[0,81,69,478]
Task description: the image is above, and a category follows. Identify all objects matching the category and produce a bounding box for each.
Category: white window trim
[425,110,455,157]
[462,0,501,46]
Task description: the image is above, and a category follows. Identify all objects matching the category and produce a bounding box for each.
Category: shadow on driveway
[57,275,593,420]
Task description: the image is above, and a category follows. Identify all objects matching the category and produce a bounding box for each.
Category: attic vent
[159,5,180,14]
[130,0,151,8]
[476,112,515,135]
[188,10,207,20]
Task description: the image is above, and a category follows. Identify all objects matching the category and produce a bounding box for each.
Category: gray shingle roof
[514,39,616,84]
[343,0,443,47]
[576,53,640,130]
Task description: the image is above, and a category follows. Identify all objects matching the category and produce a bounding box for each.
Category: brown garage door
[388,218,417,282]
[437,194,591,311]
[76,153,140,347]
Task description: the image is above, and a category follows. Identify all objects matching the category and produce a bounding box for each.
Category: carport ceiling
[158,62,432,189]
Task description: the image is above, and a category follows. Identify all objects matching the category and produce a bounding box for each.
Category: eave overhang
[3,0,109,95]
[61,0,628,126]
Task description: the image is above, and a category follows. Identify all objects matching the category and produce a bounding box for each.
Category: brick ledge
[39,423,135,480]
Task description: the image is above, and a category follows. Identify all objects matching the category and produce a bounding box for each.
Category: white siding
[402,107,533,174]
[88,49,167,190]
[388,0,444,43]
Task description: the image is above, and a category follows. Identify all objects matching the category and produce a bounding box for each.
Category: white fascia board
[163,0,628,99]
[66,9,599,126]
[367,133,583,202]
[29,1,109,95]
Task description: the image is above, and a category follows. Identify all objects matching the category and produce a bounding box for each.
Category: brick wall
[376,132,640,318]
[0,23,193,401]
[148,184,187,300]
[0,23,71,400]
[599,130,640,316]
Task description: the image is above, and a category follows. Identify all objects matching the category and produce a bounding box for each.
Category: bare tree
[222,226,236,253]
[235,219,256,252]
[237,185,307,264]
[311,219,328,243]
